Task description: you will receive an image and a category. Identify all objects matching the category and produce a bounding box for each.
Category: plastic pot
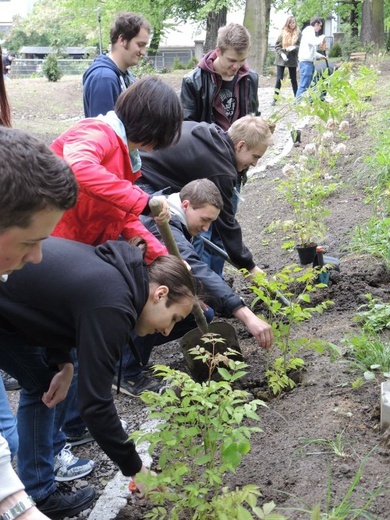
[296,243,317,265]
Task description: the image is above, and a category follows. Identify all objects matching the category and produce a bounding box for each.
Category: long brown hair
[0,45,11,127]
[281,16,300,48]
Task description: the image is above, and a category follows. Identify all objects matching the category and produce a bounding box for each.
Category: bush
[328,43,342,58]
[42,54,62,82]
[172,55,186,70]
[186,56,198,69]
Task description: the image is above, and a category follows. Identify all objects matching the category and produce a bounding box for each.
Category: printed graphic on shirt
[219,78,237,122]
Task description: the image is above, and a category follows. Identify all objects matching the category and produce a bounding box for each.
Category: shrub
[172,55,186,70]
[328,43,342,58]
[42,54,62,82]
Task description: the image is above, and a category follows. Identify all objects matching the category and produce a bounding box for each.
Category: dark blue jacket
[82,55,134,117]
[141,214,244,316]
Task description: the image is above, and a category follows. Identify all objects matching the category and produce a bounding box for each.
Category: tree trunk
[350,0,359,38]
[204,7,227,52]
[361,0,384,47]
[243,0,271,75]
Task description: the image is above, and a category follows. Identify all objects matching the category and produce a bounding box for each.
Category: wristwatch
[0,496,35,520]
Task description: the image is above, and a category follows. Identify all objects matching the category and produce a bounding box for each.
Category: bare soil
[5,65,390,519]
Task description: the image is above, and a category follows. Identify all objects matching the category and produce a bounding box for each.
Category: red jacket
[51,119,168,263]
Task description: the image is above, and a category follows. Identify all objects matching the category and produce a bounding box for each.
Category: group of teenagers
[0,13,279,520]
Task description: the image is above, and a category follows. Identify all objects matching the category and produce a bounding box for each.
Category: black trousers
[274,65,298,97]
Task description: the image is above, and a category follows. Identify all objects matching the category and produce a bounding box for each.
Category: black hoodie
[0,237,148,475]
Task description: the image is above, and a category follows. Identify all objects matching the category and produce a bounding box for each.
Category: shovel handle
[149,197,208,334]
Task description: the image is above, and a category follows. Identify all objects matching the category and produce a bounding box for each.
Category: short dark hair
[0,127,78,231]
[180,179,223,211]
[147,255,197,307]
[310,17,323,26]
[115,76,183,150]
[110,12,151,45]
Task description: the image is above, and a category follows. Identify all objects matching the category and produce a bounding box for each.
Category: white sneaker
[54,444,95,482]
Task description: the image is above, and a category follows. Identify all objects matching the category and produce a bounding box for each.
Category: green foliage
[270,160,339,247]
[328,43,342,58]
[132,58,157,78]
[354,294,390,333]
[129,337,284,519]
[295,63,377,124]
[249,265,338,395]
[345,332,390,374]
[42,54,62,82]
[362,107,390,217]
[350,218,390,267]
[295,430,351,458]
[171,55,187,70]
[187,56,199,69]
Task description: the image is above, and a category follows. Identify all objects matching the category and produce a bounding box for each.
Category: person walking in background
[2,51,15,78]
[83,12,150,118]
[180,22,260,131]
[272,15,301,105]
[296,16,326,101]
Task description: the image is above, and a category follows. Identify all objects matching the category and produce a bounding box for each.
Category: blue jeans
[122,309,214,380]
[0,331,67,502]
[61,350,87,438]
[296,61,315,101]
[0,378,18,458]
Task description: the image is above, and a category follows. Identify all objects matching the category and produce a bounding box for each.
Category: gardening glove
[281,52,288,62]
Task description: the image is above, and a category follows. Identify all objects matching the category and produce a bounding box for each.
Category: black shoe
[1,370,21,391]
[112,373,165,397]
[36,487,96,520]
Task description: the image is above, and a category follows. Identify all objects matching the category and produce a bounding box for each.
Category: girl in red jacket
[51,76,183,263]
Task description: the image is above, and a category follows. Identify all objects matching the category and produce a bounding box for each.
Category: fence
[11,49,195,78]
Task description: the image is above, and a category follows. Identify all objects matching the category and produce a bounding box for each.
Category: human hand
[150,196,170,225]
[42,362,73,409]
[233,306,274,350]
[281,52,288,62]
[131,465,160,497]
[246,265,265,283]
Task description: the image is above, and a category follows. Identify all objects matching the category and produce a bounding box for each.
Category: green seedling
[249,265,338,395]
[279,451,382,519]
[295,430,352,458]
[129,335,285,520]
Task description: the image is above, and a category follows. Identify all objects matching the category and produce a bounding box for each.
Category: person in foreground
[0,237,198,497]
[119,180,274,395]
[0,126,96,520]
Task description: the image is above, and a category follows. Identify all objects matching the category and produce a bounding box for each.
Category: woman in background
[272,16,301,105]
